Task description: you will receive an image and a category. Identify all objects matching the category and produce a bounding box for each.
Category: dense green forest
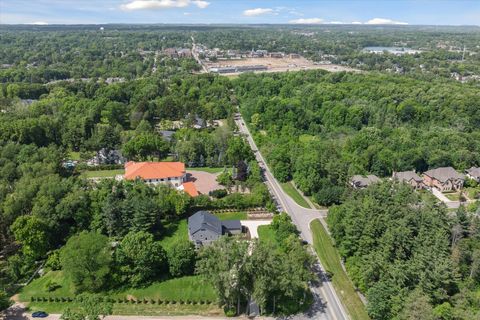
[328,182,480,319]
[235,70,480,205]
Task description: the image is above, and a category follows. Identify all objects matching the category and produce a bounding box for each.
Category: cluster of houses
[351,166,480,192]
[194,44,298,61]
[163,48,192,59]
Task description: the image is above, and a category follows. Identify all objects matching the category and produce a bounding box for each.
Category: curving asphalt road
[234,114,349,320]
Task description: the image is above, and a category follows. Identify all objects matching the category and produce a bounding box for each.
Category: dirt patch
[204,56,359,75]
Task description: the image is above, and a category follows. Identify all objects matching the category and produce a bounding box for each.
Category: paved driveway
[241,220,271,238]
[186,170,225,195]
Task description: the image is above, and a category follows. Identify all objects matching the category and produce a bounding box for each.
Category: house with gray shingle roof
[392,170,424,189]
[465,167,480,182]
[188,211,242,247]
[350,175,381,189]
[423,167,465,192]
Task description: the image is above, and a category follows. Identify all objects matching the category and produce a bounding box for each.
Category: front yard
[20,271,220,316]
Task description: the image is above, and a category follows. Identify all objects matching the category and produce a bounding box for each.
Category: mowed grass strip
[310,219,370,320]
[214,211,248,220]
[280,182,310,208]
[26,301,222,316]
[82,169,125,178]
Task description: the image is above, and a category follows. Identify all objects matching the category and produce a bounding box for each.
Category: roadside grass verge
[280,182,310,208]
[310,220,370,320]
[81,169,124,178]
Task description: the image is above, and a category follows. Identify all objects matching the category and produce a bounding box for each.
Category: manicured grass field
[214,211,248,220]
[186,167,227,174]
[257,225,278,246]
[20,271,219,316]
[310,220,370,320]
[82,169,125,178]
[159,219,189,251]
[281,181,310,208]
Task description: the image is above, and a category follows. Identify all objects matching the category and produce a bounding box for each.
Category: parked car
[32,311,48,318]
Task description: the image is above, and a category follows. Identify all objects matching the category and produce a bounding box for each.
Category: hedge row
[30,296,215,305]
[211,207,267,213]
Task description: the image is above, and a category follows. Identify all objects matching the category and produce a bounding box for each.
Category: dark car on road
[32,311,48,318]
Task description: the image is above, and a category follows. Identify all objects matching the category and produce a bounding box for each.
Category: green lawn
[26,302,222,317]
[82,169,125,178]
[20,271,219,316]
[444,192,461,201]
[68,151,81,161]
[257,225,278,246]
[281,182,310,208]
[215,211,248,220]
[310,220,370,320]
[159,219,189,251]
[186,167,228,174]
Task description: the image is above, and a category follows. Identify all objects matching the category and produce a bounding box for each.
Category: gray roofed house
[188,211,242,247]
[392,170,424,189]
[350,174,381,189]
[423,167,465,192]
[159,130,175,142]
[465,167,480,182]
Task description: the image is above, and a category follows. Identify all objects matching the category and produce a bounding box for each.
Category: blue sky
[0,0,479,25]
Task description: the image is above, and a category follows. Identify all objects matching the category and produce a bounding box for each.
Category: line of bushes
[30,296,215,305]
[210,207,267,213]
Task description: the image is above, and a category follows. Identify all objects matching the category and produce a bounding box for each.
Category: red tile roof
[124,161,185,180]
[181,181,199,197]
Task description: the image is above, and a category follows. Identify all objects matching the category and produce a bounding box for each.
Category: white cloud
[351,21,363,25]
[121,0,209,11]
[328,21,344,24]
[29,21,49,25]
[192,0,209,9]
[366,18,408,25]
[243,8,274,17]
[289,18,324,24]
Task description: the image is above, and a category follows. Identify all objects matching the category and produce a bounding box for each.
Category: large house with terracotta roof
[124,161,198,197]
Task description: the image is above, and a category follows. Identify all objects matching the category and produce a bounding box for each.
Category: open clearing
[204,56,359,75]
